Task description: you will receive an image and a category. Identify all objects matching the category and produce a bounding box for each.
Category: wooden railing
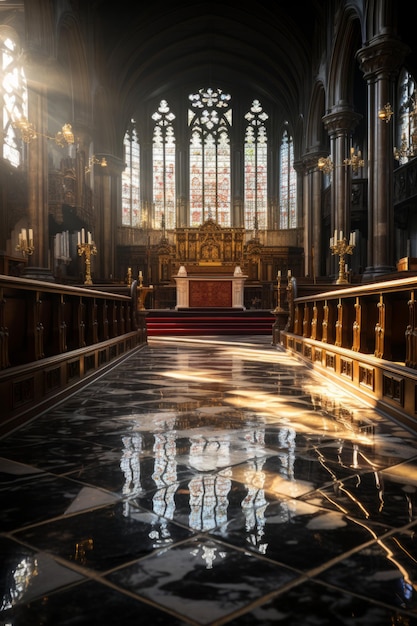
[0,275,147,433]
[280,276,417,432]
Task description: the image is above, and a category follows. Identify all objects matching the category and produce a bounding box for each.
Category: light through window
[152,100,176,230]
[244,99,268,231]
[188,87,231,226]
[279,128,296,229]
[1,31,28,168]
[122,120,141,227]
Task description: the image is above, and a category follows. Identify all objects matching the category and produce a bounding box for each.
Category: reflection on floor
[1,335,417,625]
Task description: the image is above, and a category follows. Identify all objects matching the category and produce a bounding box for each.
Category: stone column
[94,155,124,281]
[322,109,362,277]
[302,155,322,280]
[20,86,56,282]
[357,36,409,279]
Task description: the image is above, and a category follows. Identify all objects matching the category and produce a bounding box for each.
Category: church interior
[2,1,417,623]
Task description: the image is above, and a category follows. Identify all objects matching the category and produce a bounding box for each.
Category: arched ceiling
[91,2,322,116]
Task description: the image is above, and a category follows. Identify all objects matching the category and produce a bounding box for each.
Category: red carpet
[146,309,276,336]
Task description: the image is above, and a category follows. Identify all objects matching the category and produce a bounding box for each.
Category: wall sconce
[318,148,364,175]
[12,116,74,146]
[343,147,364,173]
[16,228,34,256]
[317,156,333,174]
[378,103,394,123]
[85,155,108,174]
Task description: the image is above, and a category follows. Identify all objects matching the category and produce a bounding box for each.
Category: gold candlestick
[330,232,355,284]
[273,272,284,313]
[77,242,97,285]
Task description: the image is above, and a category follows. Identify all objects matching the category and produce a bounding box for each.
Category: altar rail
[280,276,417,432]
[0,275,147,433]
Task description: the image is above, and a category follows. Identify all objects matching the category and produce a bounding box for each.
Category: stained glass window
[1,31,28,168]
[188,87,231,226]
[244,99,268,231]
[122,120,141,227]
[395,70,417,165]
[279,128,296,229]
[152,100,176,230]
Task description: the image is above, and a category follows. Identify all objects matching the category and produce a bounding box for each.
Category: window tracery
[244,99,268,231]
[188,87,231,227]
[122,120,140,227]
[395,70,417,164]
[279,127,296,229]
[152,99,176,230]
[1,29,27,168]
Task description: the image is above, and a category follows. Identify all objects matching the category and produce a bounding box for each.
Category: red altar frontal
[174,266,247,309]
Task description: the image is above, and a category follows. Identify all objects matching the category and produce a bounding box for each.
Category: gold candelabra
[85,155,108,174]
[272,270,291,313]
[137,270,153,310]
[16,227,34,256]
[77,229,97,285]
[394,131,417,161]
[343,147,364,173]
[378,102,394,123]
[318,147,365,175]
[317,156,333,174]
[330,230,356,284]
[12,116,74,146]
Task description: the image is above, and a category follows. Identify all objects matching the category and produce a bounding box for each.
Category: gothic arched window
[279,127,297,229]
[394,70,417,164]
[152,99,176,230]
[1,28,28,168]
[244,99,268,231]
[122,120,141,227]
[188,87,231,226]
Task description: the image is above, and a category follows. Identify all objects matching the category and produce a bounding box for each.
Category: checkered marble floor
[1,335,417,625]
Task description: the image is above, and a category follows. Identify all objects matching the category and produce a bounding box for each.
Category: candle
[287,269,291,278]
[81,228,85,244]
[28,228,33,243]
[139,270,143,278]
[22,228,27,242]
[88,231,92,244]
[277,270,281,278]
[339,230,343,241]
[78,231,81,245]
[334,229,337,243]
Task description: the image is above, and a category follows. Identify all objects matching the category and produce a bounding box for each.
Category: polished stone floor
[1,335,417,625]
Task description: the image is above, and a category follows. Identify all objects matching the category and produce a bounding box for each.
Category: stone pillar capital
[322,109,362,137]
[356,36,410,81]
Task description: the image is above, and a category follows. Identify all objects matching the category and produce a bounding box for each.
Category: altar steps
[146,309,276,336]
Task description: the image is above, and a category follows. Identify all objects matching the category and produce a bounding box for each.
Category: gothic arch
[326,6,363,110]
[56,13,92,130]
[305,81,327,152]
